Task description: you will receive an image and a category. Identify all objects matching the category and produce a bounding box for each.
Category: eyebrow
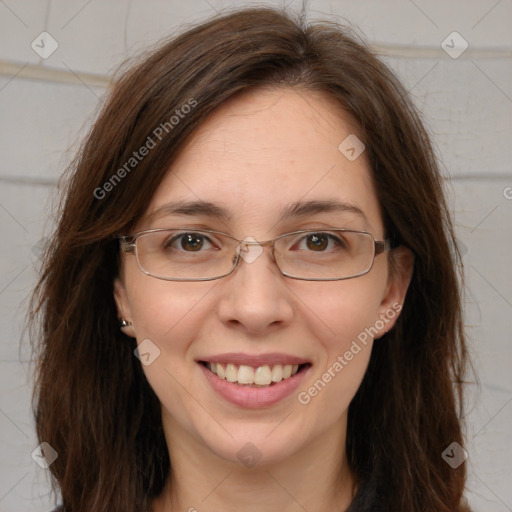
[148,199,367,224]
[281,199,367,223]
[149,200,232,223]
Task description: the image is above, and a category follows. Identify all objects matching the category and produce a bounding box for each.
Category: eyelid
[167,231,225,251]
[289,229,347,239]
[168,231,210,242]
[282,230,336,250]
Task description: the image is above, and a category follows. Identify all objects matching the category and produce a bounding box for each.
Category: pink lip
[198,362,311,409]
[197,352,309,367]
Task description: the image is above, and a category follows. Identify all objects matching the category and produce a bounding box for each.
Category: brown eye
[306,233,329,251]
[180,233,204,251]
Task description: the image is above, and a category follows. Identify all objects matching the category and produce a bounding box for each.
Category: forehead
[145,87,384,236]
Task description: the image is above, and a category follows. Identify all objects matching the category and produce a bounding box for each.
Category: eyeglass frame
[118,227,392,282]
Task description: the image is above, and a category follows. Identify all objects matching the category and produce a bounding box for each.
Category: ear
[114,277,136,338]
[375,246,414,338]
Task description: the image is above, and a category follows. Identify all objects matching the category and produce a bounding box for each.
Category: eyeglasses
[118,228,391,282]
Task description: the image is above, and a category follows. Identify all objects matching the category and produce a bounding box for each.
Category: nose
[216,243,294,335]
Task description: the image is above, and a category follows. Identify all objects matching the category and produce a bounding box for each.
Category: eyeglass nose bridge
[232,236,277,269]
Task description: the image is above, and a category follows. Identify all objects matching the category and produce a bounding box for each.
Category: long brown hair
[30,6,470,511]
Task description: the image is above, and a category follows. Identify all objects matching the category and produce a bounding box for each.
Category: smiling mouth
[199,361,311,387]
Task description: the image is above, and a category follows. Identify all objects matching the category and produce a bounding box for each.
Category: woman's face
[115,88,412,467]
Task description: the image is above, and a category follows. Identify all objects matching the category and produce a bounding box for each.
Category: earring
[120,319,132,327]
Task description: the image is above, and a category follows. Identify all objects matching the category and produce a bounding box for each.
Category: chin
[192,412,314,468]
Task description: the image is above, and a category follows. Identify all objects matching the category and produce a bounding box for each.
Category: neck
[153,415,355,512]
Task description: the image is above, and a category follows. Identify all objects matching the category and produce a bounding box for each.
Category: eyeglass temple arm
[375,239,392,255]
[119,236,136,254]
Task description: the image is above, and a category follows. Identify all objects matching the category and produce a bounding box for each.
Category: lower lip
[198,363,311,409]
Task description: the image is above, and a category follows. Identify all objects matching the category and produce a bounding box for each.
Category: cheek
[126,280,216,430]
[127,274,212,340]
[302,277,384,354]
[293,280,382,416]
[125,278,210,389]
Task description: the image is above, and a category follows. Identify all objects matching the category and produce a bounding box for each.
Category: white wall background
[0,1,511,510]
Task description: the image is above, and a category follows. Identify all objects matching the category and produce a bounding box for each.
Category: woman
[30,6,470,512]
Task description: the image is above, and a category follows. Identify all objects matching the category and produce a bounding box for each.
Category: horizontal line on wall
[0,60,110,88]
[0,175,59,187]
[1,44,511,86]
[448,174,512,181]
[373,44,512,59]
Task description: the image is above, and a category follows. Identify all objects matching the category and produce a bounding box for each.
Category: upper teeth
[207,363,300,386]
